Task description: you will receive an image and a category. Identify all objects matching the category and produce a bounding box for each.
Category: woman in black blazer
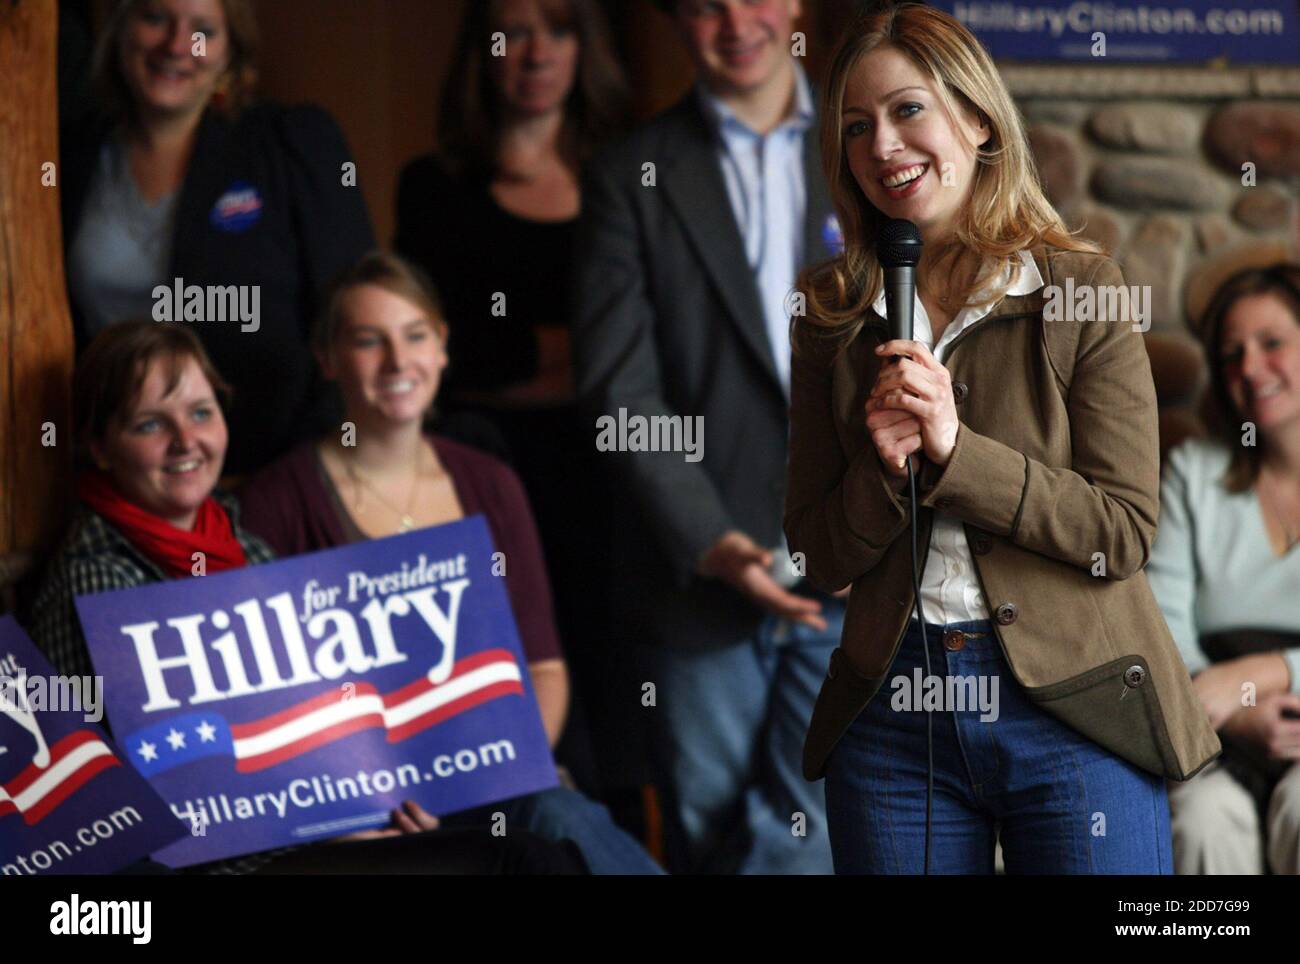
[61,0,374,475]
[394,0,629,795]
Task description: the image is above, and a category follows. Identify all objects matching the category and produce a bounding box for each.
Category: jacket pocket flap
[802,647,883,781]
[1023,655,1184,779]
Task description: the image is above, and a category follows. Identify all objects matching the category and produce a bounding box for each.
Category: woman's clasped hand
[866,339,959,476]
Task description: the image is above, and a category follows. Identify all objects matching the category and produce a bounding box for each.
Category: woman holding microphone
[784,4,1219,874]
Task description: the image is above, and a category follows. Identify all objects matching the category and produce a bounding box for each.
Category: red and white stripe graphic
[0,730,122,825]
[230,649,524,772]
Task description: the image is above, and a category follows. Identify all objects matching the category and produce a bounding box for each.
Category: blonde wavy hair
[796,3,1097,349]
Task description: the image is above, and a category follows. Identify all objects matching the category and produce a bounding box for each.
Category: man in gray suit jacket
[574,0,844,874]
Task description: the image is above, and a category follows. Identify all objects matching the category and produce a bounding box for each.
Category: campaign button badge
[822,213,844,256]
[209,181,264,233]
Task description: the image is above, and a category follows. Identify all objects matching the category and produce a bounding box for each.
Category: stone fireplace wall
[1013,65,1300,344]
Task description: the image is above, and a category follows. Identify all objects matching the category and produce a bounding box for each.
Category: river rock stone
[1232,185,1294,231]
[1063,201,1125,254]
[1088,104,1200,153]
[1028,124,1084,208]
[1092,157,1229,210]
[1205,102,1300,178]
[1193,214,1241,254]
[1119,215,1190,333]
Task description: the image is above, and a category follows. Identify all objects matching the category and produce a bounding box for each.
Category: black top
[394,154,577,396]
[61,103,376,475]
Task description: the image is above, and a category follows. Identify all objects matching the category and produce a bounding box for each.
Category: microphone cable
[904,452,933,875]
[878,218,935,875]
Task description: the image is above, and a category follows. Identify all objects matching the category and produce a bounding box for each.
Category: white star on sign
[166,728,186,751]
[196,720,217,743]
[138,741,158,763]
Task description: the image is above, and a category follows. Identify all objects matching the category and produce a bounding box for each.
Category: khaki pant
[1168,760,1300,874]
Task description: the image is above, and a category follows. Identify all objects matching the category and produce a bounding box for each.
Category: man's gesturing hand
[698,531,827,631]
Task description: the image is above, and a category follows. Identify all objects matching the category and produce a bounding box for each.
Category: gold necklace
[343,445,423,533]
[1259,471,1300,551]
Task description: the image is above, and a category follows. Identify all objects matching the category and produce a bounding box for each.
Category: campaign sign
[76,516,558,868]
[931,1,1300,64]
[0,617,185,875]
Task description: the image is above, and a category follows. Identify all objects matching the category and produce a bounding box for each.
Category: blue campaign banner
[75,515,558,868]
[930,1,1300,63]
[0,617,185,875]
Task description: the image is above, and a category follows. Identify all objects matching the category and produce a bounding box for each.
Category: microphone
[877,218,923,346]
[876,219,923,470]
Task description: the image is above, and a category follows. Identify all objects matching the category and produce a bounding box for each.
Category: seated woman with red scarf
[25,319,583,874]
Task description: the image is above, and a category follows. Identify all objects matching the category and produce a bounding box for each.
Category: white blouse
[869,250,1044,627]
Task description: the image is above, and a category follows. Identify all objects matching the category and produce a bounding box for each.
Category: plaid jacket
[25,492,286,875]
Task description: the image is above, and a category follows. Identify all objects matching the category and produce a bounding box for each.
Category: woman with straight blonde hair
[785,3,1219,874]
[239,252,663,875]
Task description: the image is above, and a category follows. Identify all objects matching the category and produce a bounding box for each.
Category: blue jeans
[650,596,844,875]
[825,618,1173,874]
[452,786,664,875]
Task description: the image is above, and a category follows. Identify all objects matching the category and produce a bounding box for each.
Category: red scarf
[77,470,247,578]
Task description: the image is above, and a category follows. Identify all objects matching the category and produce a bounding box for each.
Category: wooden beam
[0,0,75,560]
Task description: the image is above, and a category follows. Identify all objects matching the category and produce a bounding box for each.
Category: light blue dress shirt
[697,64,814,397]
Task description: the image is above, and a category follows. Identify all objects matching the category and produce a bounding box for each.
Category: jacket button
[995,602,1018,625]
[827,651,839,681]
[952,382,969,404]
[970,532,992,555]
[1124,664,1146,688]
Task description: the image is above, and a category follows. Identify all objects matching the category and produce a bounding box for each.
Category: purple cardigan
[237,434,562,664]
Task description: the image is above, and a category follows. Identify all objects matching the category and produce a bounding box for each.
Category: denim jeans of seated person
[824,619,1173,875]
[113,828,588,875]
[446,786,666,875]
[116,794,654,875]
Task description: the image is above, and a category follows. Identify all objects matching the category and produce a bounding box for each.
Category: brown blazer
[785,246,1221,783]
